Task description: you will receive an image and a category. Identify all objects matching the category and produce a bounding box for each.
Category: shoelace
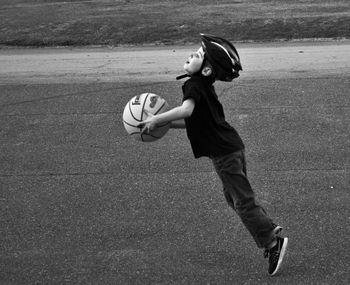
[264,239,281,261]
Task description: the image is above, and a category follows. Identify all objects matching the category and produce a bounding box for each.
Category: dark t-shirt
[182,76,244,158]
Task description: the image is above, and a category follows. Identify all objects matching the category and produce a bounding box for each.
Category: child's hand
[138,110,158,134]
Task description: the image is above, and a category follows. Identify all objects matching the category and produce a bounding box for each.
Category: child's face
[183,48,204,75]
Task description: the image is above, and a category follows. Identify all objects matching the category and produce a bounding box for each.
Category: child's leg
[211,150,276,248]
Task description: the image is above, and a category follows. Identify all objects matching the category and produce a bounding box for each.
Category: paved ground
[0,41,349,284]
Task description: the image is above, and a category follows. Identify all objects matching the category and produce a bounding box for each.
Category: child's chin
[183,68,191,75]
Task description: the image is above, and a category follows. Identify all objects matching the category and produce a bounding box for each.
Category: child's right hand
[138,110,158,134]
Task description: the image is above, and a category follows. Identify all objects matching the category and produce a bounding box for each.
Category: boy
[139,34,288,276]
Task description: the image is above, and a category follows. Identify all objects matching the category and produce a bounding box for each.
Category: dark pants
[211,150,275,248]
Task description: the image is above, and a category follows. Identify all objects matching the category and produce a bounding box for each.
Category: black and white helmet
[200,33,242,81]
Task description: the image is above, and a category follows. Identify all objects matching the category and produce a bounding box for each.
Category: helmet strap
[176,74,190,80]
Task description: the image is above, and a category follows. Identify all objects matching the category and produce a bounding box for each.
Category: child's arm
[139,99,194,133]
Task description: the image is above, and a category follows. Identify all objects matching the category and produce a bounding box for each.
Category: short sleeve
[182,80,201,103]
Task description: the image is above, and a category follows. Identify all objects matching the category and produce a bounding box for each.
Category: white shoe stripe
[271,238,288,276]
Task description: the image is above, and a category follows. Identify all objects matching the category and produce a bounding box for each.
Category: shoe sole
[270,237,288,276]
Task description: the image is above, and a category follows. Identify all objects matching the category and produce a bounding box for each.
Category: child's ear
[201,66,212,77]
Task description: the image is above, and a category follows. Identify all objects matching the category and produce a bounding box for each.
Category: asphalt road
[0,41,349,284]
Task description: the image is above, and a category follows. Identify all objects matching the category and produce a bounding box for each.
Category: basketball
[122,93,170,142]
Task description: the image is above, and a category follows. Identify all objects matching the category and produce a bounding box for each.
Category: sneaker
[272,224,283,236]
[264,236,288,276]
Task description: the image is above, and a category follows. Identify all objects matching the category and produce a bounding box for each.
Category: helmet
[200,33,242,81]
